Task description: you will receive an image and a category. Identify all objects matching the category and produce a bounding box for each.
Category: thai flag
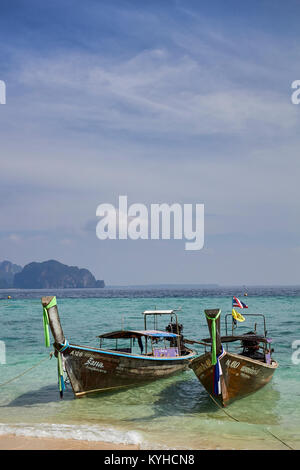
[232,296,248,308]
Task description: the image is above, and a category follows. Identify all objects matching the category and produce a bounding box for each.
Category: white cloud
[8,233,22,243]
[10,43,298,139]
[1,13,299,284]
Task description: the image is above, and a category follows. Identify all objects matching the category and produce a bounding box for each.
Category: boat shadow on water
[1,373,280,428]
[116,373,281,426]
[1,384,74,407]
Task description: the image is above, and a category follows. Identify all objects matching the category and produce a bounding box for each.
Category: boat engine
[241,331,264,361]
[165,322,184,348]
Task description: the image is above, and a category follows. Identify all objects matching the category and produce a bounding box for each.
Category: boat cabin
[202,313,275,365]
[98,329,182,357]
[97,308,190,358]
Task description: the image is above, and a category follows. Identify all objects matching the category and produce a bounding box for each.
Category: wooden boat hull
[189,351,278,406]
[62,343,195,397]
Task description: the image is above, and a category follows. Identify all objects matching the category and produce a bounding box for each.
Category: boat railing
[223,313,273,360]
[225,313,267,337]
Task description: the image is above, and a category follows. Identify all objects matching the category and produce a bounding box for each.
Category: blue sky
[0,1,299,285]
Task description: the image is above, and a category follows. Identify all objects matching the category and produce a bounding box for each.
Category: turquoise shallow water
[0,287,300,449]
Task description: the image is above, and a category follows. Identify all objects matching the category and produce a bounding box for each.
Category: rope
[208,392,239,422]
[0,353,53,388]
[265,429,295,451]
[208,392,294,450]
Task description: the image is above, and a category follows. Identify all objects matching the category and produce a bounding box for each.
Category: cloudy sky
[0,0,299,285]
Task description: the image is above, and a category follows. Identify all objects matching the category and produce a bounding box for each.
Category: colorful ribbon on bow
[204,309,225,396]
[41,296,67,398]
[57,350,65,398]
[205,309,221,365]
[213,346,226,396]
[42,296,57,347]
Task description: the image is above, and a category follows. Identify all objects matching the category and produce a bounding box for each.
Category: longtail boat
[188,309,278,406]
[41,296,197,398]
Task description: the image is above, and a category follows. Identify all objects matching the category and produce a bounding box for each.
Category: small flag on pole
[232,308,245,322]
[232,296,248,309]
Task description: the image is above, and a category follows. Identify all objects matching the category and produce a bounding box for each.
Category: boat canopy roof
[142,309,178,315]
[201,334,272,344]
[98,329,179,339]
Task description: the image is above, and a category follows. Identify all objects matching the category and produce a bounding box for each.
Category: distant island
[0,260,22,288]
[0,260,105,289]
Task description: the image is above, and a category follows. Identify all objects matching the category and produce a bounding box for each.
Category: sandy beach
[0,434,140,450]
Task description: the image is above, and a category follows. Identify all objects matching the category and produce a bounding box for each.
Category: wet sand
[0,434,140,450]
